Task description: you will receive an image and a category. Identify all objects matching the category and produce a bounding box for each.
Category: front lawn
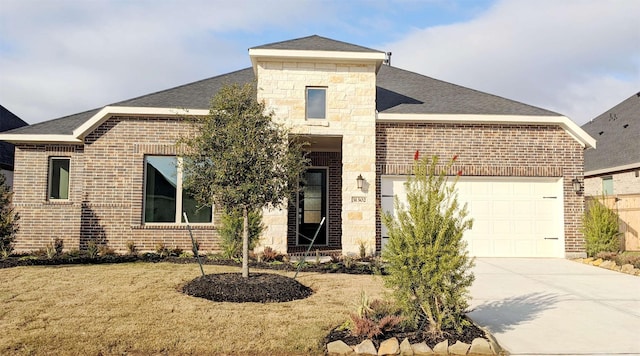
[0,262,385,355]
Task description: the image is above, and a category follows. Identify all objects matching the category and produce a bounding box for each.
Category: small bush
[0,174,19,257]
[348,292,404,338]
[98,245,116,256]
[260,246,282,262]
[218,209,264,259]
[615,252,640,269]
[155,243,168,257]
[582,198,621,257]
[86,241,99,258]
[126,240,137,255]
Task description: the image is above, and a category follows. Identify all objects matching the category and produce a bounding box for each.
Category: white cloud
[383,0,640,124]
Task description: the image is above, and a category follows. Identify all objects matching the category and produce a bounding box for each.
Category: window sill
[132,224,215,230]
[305,120,329,127]
[43,200,73,205]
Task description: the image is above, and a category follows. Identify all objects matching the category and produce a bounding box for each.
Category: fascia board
[585,163,640,177]
[0,107,209,144]
[73,106,209,139]
[0,134,83,144]
[376,113,596,149]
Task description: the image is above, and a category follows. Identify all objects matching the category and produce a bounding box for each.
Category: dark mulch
[323,316,487,349]
[181,272,314,303]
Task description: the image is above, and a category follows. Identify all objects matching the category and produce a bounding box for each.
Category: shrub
[381,154,474,336]
[348,292,404,338]
[155,243,168,257]
[582,198,621,257]
[260,246,282,262]
[614,252,640,269]
[0,174,19,257]
[218,208,264,259]
[86,241,99,258]
[98,244,116,256]
[126,240,137,255]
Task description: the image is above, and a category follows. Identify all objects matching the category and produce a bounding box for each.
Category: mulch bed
[181,272,314,303]
[323,316,487,349]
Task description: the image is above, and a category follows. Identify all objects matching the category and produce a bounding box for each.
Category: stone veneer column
[255,60,377,256]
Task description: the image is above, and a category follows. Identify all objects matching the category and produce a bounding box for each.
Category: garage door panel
[381,176,565,257]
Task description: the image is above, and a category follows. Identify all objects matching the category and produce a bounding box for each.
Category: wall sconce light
[572,178,582,193]
[356,174,365,190]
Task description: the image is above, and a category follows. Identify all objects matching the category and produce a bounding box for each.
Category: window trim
[48,157,71,201]
[305,87,327,120]
[143,155,213,225]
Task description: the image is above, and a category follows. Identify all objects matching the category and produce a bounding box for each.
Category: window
[48,157,70,200]
[306,87,326,119]
[144,156,212,223]
[602,176,613,195]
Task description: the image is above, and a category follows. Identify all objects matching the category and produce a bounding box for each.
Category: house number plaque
[351,196,367,203]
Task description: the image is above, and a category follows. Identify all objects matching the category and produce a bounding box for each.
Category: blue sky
[1,0,638,126]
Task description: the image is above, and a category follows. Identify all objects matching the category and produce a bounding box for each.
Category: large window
[306,87,326,119]
[144,156,212,224]
[48,157,70,200]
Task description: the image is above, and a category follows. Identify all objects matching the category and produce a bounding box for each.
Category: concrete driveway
[468,258,640,355]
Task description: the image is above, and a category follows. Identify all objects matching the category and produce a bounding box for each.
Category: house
[581,92,640,251]
[0,105,29,187]
[581,92,640,196]
[0,35,595,258]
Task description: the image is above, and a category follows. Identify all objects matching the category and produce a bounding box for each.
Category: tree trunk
[242,206,249,278]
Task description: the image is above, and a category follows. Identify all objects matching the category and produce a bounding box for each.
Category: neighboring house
[0,35,595,258]
[0,105,29,187]
[581,92,640,251]
[581,92,640,196]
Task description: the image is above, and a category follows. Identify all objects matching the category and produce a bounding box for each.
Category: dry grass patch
[0,262,385,355]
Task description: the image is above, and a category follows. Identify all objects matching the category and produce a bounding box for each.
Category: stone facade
[12,117,220,253]
[255,60,378,255]
[375,122,586,256]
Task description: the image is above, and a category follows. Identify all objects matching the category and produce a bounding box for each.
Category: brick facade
[13,116,220,253]
[375,122,586,256]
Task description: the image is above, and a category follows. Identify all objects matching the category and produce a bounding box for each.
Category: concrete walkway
[468,258,640,355]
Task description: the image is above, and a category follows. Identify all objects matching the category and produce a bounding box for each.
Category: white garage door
[381,176,565,258]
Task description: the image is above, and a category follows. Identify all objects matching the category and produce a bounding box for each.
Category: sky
[0,0,638,126]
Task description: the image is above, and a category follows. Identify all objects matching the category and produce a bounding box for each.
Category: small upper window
[49,157,70,200]
[306,87,326,119]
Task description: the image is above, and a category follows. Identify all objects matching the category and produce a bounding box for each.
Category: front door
[298,168,327,245]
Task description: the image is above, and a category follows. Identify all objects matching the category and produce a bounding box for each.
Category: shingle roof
[376,65,559,116]
[250,35,383,53]
[4,37,564,138]
[582,92,640,174]
[0,105,28,168]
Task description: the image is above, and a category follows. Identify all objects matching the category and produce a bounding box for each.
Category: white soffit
[376,113,596,149]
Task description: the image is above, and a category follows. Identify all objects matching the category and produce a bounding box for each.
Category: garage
[381,176,565,258]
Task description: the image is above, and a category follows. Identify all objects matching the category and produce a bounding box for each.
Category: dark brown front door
[298,168,327,245]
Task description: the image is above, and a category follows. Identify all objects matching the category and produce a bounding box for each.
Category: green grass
[0,262,386,355]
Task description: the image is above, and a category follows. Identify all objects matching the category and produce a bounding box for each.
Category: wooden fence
[586,194,640,251]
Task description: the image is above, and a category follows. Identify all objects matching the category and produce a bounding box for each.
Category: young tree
[0,174,19,257]
[179,83,308,278]
[381,153,474,336]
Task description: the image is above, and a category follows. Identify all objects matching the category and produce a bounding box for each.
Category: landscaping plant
[179,82,309,277]
[381,153,474,336]
[219,208,264,259]
[581,197,620,257]
[0,174,19,257]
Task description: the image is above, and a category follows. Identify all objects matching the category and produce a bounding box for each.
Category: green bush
[219,208,264,259]
[581,198,620,257]
[381,154,474,336]
[0,174,19,257]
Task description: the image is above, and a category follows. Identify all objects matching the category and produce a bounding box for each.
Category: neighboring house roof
[0,36,595,148]
[0,105,28,169]
[582,92,640,176]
